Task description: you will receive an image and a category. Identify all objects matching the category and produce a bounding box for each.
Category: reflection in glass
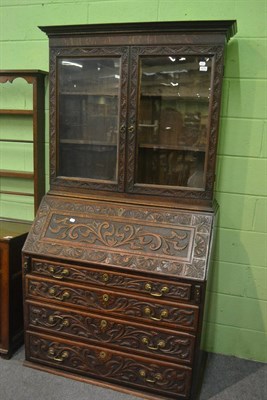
[57,57,120,181]
[136,55,212,189]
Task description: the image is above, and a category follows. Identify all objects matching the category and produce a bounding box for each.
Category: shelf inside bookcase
[0,109,33,115]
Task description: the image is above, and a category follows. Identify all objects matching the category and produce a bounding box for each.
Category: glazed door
[50,47,129,193]
[126,46,223,199]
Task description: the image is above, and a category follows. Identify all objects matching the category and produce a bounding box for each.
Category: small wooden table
[0,219,31,359]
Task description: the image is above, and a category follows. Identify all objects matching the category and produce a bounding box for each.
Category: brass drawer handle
[145,283,169,297]
[48,348,69,362]
[142,337,166,351]
[48,315,70,328]
[48,266,70,279]
[48,288,70,301]
[139,369,163,384]
[144,306,168,321]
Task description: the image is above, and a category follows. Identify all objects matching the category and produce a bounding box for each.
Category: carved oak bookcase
[22,21,237,399]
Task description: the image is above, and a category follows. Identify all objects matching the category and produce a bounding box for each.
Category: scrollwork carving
[23,195,214,280]
[46,214,191,258]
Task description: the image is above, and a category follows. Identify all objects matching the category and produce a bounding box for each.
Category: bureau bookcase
[22,21,237,399]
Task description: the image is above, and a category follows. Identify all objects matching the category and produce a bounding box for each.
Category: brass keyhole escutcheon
[102,294,109,303]
[99,351,107,360]
[100,319,108,330]
[97,349,111,363]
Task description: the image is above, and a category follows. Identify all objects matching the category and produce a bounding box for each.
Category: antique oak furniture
[0,70,47,217]
[22,21,237,399]
[0,219,31,359]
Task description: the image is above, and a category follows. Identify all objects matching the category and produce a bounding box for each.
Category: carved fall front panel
[23,195,214,280]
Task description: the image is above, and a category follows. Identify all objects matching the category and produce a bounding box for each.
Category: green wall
[0,0,266,363]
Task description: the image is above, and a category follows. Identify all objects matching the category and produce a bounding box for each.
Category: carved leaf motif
[194,234,207,258]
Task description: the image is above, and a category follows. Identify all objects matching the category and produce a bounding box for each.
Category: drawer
[26,277,199,332]
[28,258,196,303]
[26,331,192,398]
[26,301,195,364]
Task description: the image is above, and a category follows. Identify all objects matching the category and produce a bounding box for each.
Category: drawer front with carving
[26,332,192,398]
[25,277,199,332]
[26,301,195,364]
[29,258,194,303]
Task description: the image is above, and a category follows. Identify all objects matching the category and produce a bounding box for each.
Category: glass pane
[136,55,212,189]
[57,57,120,181]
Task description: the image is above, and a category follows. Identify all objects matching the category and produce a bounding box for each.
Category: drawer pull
[48,266,70,279]
[48,348,69,362]
[48,288,70,301]
[142,337,166,351]
[139,369,163,384]
[145,283,169,297]
[48,315,70,328]
[144,306,168,321]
